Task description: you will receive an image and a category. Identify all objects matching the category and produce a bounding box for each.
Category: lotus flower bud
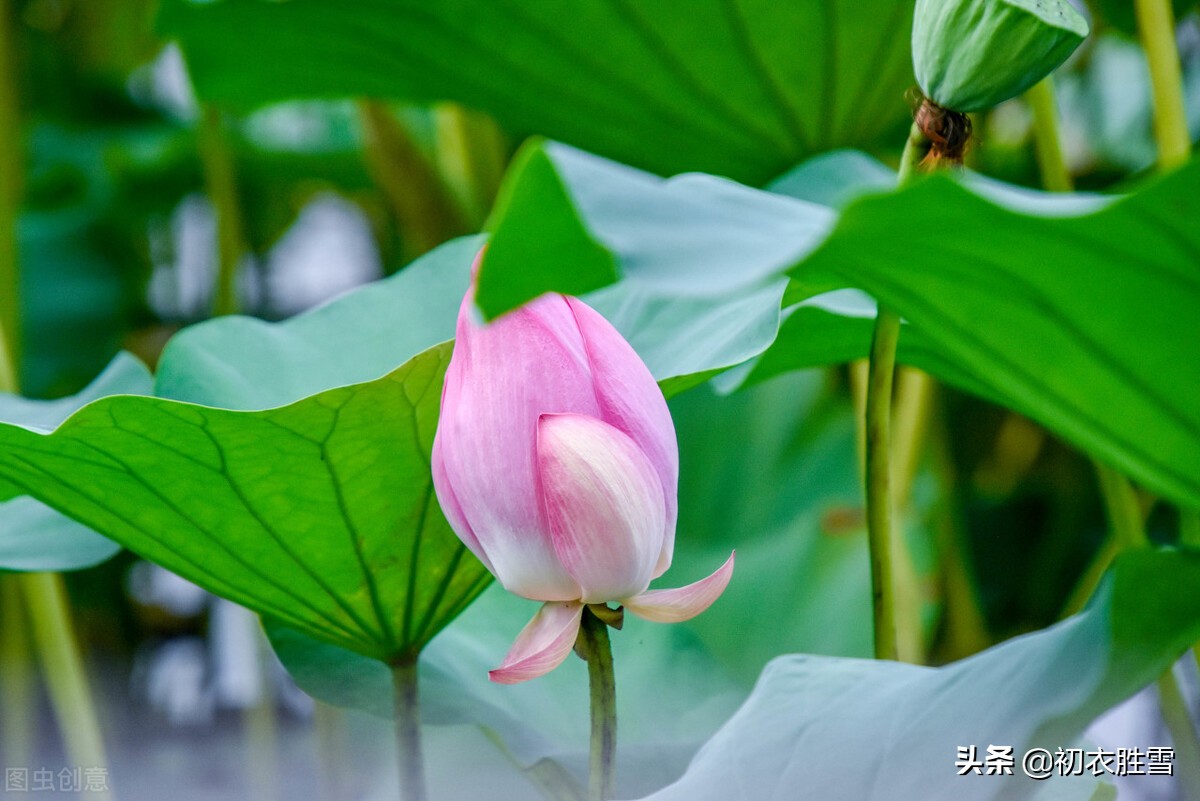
[432,257,734,684]
[913,0,1089,112]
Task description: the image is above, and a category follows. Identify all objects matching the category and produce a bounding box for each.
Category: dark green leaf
[159,0,916,184]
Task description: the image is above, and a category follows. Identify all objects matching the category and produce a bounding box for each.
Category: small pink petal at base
[623,551,735,624]
[489,601,585,684]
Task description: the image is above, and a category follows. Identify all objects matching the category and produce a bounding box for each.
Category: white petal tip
[488,601,584,685]
[624,551,735,624]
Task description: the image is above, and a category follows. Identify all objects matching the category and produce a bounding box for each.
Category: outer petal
[538,413,666,604]
[623,552,735,623]
[565,298,678,578]
[489,601,584,684]
[430,437,494,575]
[435,288,601,600]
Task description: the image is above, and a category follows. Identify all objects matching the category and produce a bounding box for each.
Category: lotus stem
[198,105,247,316]
[313,702,346,801]
[864,123,928,662]
[0,575,36,769]
[244,629,280,801]
[0,0,20,373]
[578,607,617,801]
[434,103,507,227]
[1135,0,1192,170]
[865,306,902,662]
[1092,465,1200,792]
[358,100,469,262]
[20,573,113,801]
[391,657,428,801]
[1025,78,1073,193]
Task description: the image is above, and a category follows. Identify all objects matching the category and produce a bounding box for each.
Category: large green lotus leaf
[0,343,490,661]
[0,353,152,571]
[477,142,1200,509]
[158,0,915,185]
[643,548,1200,801]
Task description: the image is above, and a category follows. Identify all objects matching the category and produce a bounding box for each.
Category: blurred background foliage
[0,0,1197,797]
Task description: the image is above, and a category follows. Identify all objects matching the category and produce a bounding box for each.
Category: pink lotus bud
[432,261,734,684]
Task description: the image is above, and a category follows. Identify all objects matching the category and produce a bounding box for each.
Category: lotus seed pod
[913,0,1090,112]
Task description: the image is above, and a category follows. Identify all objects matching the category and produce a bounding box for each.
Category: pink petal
[565,298,678,578]
[489,601,584,684]
[538,414,666,604]
[434,288,601,601]
[623,551,735,623]
[430,438,494,575]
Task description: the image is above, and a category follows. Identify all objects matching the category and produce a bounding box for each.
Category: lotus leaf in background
[154,235,480,409]
[477,142,1200,511]
[0,352,152,571]
[644,549,1200,801]
[159,0,916,185]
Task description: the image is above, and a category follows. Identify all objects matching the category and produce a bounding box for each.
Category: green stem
[927,420,991,661]
[577,608,617,801]
[1094,463,1147,550]
[1060,533,1121,618]
[358,100,469,261]
[865,307,902,662]
[19,573,113,801]
[1025,78,1073,193]
[0,311,14,393]
[864,124,928,662]
[391,658,428,801]
[890,366,936,662]
[198,105,246,317]
[1,574,36,769]
[1156,669,1200,799]
[434,103,507,228]
[313,702,346,801]
[1135,0,1192,170]
[1093,466,1200,792]
[0,0,21,382]
[244,628,280,801]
